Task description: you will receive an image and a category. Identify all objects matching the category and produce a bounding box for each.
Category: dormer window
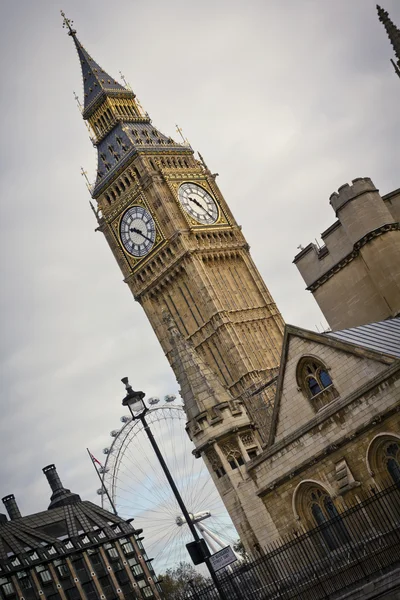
[297,357,338,411]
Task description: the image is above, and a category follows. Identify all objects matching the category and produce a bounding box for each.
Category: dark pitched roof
[0,500,137,572]
[327,317,400,358]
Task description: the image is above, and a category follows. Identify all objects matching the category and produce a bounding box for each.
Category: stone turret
[329,178,395,244]
[294,178,400,330]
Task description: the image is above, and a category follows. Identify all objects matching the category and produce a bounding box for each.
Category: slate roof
[72,34,131,118]
[327,317,400,358]
[0,500,138,572]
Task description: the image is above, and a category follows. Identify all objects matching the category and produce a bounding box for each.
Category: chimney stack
[43,464,64,493]
[2,494,21,520]
[42,464,81,509]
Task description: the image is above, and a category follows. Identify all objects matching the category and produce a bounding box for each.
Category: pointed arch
[366,432,400,488]
[296,355,338,410]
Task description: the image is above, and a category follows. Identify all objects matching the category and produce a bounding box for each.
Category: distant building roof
[327,317,400,358]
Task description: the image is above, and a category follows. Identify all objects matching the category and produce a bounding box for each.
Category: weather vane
[60,10,76,35]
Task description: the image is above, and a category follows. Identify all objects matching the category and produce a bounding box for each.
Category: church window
[221,439,244,471]
[368,435,400,489]
[296,483,349,550]
[296,356,337,410]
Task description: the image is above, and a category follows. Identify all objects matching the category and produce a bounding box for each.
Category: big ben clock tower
[63,13,284,425]
[63,14,285,546]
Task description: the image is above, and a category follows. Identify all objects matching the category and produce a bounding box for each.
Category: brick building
[0,465,161,600]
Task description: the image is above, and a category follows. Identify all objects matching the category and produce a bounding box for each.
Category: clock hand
[188,197,214,219]
[130,227,153,244]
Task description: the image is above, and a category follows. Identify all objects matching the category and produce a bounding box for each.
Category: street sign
[209,546,237,572]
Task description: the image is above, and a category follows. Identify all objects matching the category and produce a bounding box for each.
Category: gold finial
[61,10,76,36]
[73,91,82,112]
[175,124,185,143]
[175,124,191,147]
[81,167,92,191]
[119,71,132,91]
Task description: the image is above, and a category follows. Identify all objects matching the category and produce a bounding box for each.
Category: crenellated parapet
[294,177,400,330]
[329,177,377,216]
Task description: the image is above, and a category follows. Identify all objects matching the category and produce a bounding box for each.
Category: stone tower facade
[294,178,400,330]
[64,15,284,543]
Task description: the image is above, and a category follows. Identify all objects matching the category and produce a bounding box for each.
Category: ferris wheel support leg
[195,523,220,554]
[195,522,243,561]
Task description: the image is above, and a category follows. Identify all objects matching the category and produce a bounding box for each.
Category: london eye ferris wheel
[97,396,238,573]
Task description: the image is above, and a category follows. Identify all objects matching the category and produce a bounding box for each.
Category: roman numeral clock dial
[119,206,156,257]
[178,183,218,224]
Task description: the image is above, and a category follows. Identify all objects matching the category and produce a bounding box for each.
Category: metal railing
[187,482,400,599]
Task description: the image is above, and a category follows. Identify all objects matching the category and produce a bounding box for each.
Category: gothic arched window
[296,484,349,550]
[296,357,338,411]
[368,435,400,489]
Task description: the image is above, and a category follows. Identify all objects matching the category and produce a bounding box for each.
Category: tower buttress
[164,311,267,552]
[377,4,400,78]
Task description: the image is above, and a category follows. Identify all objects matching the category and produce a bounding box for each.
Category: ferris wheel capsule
[148,397,160,405]
[97,488,106,495]
[120,415,132,423]
[103,447,110,454]
[164,394,176,403]
[110,430,120,437]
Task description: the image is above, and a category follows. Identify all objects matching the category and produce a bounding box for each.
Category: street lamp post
[121,377,228,600]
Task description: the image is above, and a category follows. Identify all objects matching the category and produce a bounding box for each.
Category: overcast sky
[0,0,399,553]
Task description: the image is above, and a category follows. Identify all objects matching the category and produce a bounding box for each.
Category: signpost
[209,546,237,572]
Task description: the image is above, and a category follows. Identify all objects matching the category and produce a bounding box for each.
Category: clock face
[178,183,218,224]
[119,206,156,257]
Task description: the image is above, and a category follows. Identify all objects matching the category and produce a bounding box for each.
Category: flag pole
[86,448,118,515]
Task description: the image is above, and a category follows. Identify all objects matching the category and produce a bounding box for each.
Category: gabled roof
[267,320,399,447]
[327,317,400,358]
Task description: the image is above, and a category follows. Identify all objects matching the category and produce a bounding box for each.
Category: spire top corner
[61,10,76,36]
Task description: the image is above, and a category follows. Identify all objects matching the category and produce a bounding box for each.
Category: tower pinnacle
[377,4,400,78]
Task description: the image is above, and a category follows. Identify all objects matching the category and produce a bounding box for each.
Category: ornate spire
[61,11,130,118]
[377,5,400,78]
[62,14,188,198]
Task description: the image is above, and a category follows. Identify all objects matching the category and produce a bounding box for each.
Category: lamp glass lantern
[121,377,146,416]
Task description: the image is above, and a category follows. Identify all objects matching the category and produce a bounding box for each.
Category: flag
[88,450,103,468]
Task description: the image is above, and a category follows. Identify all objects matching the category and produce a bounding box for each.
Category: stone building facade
[0,465,160,600]
[247,319,400,546]
[294,178,400,331]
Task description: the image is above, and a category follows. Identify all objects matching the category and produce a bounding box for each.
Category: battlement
[294,178,399,291]
[329,177,377,215]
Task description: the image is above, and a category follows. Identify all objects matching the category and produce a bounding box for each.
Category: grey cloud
[0,0,398,533]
